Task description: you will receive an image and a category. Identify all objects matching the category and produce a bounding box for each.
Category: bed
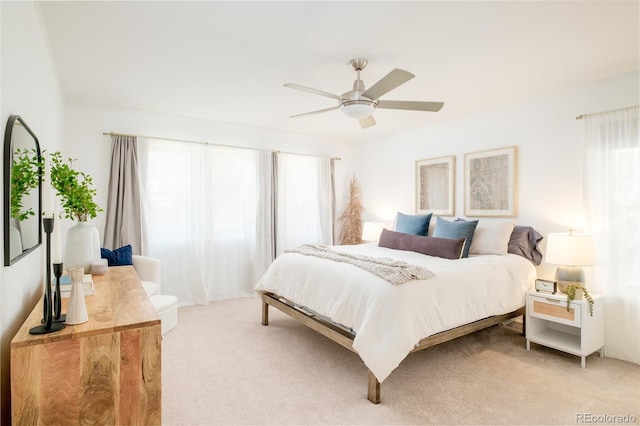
[255,225,540,403]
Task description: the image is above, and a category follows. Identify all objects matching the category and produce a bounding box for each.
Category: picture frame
[415,155,455,216]
[464,146,517,217]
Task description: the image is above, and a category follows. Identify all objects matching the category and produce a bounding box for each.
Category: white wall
[62,106,354,245]
[0,2,65,422]
[352,69,639,362]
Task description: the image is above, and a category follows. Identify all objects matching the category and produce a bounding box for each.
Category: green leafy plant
[49,152,102,222]
[565,283,594,316]
[10,148,43,221]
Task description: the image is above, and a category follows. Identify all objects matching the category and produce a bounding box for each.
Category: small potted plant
[49,152,102,222]
[48,152,103,272]
[565,283,594,316]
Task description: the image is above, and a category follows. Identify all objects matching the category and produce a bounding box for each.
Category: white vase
[65,268,88,325]
[64,220,100,273]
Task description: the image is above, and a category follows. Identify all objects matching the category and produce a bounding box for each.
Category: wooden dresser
[11,265,162,425]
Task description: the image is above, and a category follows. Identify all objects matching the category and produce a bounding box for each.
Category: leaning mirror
[4,115,42,266]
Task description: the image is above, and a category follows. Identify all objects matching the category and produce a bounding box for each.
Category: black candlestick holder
[29,217,65,335]
[53,262,66,322]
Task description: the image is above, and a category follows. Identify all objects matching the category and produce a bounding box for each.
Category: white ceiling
[38,1,639,143]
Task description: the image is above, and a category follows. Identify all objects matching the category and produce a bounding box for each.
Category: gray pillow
[378,228,465,260]
[433,217,479,258]
[508,226,544,265]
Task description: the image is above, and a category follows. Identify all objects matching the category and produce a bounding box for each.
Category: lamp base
[556,266,586,293]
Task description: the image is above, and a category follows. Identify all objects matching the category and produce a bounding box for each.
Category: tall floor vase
[64,220,101,273]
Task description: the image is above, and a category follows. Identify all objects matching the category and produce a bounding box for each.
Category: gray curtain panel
[103,135,143,254]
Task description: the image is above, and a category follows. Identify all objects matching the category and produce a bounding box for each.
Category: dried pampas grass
[338,176,363,245]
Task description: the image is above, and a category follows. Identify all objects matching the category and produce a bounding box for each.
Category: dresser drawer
[528,294,581,327]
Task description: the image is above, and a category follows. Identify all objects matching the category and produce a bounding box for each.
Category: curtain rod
[102,131,341,160]
[575,105,638,120]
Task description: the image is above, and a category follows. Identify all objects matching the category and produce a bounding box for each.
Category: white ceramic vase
[64,220,100,273]
[65,268,88,325]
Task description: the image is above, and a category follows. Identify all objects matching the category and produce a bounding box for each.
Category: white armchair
[132,255,177,335]
[132,255,161,296]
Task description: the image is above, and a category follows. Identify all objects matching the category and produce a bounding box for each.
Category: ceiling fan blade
[377,100,444,112]
[284,83,341,100]
[359,115,376,129]
[361,69,414,100]
[290,106,340,118]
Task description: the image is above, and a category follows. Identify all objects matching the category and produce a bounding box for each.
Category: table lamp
[545,230,596,293]
[362,222,385,243]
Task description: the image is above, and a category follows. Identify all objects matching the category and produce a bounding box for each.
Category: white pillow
[469,221,515,255]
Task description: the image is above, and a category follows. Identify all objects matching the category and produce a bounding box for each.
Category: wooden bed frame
[260,291,525,404]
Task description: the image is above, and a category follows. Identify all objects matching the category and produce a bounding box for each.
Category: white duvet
[255,244,536,382]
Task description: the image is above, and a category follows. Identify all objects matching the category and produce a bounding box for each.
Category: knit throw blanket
[286,244,435,285]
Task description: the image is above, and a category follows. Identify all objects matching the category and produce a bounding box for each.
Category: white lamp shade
[362,222,385,242]
[545,232,596,266]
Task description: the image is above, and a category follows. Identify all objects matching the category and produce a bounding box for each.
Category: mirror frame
[4,115,42,266]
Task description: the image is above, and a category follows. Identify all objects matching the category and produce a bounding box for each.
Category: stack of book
[52,274,94,298]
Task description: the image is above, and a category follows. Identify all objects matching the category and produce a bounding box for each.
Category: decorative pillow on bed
[378,228,465,259]
[432,217,478,258]
[468,221,515,255]
[394,212,432,236]
[100,244,133,266]
[508,226,544,265]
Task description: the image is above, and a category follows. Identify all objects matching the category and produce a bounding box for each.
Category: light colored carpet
[162,298,639,425]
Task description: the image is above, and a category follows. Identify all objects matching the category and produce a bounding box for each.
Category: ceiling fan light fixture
[340,100,376,119]
[284,58,444,129]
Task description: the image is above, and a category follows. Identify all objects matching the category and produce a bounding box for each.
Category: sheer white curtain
[138,139,272,305]
[584,106,640,364]
[275,153,333,255]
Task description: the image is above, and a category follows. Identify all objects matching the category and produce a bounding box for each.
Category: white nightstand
[525,290,604,368]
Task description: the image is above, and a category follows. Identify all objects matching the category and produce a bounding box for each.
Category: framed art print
[464,146,517,217]
[416,155,455,216]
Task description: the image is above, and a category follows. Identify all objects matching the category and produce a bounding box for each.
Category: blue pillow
[395,212,432,236]
[433,217,479,258]
[101,245,133,266]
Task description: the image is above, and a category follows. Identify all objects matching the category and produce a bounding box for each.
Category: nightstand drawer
[528,295,581,327]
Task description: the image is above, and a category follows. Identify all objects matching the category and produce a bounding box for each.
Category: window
[138,139,334,305]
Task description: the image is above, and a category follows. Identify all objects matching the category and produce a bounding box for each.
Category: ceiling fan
[284,58,444,129]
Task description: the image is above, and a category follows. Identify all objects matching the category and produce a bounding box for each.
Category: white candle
[42,157,53,218]
[52,211,62,263]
